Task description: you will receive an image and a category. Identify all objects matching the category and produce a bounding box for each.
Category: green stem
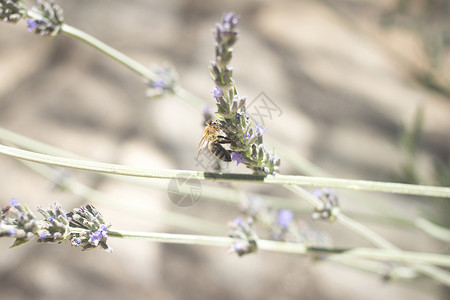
[1,144,449,198]
[106,229,450,267]
[60,23,206,111]
[4,127,446,225]
[414,218,450,242]
[21,160,226,235]
[61,24,158,82]
[326,256,416,280]
[0,127,295,209]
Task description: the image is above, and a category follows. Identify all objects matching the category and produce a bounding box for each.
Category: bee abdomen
[210,142,231,162]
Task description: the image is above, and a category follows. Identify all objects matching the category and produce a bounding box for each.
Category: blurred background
[0,0,449,299]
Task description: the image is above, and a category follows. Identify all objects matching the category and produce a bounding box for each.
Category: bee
[197,120,232,162]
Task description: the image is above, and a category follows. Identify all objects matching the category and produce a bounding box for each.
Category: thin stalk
[105,229,450,267]
[4,127,447,224]
[0,127,296,208]
[414,218,450,243]
[1,144,449,198]
[21,161,226,235]
[326,256,417,280]
[61,24,158,82]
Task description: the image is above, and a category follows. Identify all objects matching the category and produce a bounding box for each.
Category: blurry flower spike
[277,209,294,229]
[311,188,340,222]
[27,0,63,36]
[0,0,27,23]
[227,217,258,256]
[146,63,178,98]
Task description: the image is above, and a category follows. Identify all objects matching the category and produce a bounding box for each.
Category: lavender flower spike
[1,200,112,252]
[0,0,27,23]
[207,12,280,175]
[27,0,64,37]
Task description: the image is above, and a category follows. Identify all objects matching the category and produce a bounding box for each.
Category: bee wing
[196,135,209,159]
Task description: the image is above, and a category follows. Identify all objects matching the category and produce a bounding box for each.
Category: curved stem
[1,144,449,198]
[61,24,158,82]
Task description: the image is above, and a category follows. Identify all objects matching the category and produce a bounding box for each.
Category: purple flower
[89,232,102,246]
[233,241,244,252]
[263,167,270,174]
[243,130,251,140]
[231,151,244,165]
[277,209,294,229]
[9,198,19,207]
[153,79,165,89]
[89,225,108,246]
[99,225,108,235]
[314,188,334,199]
[7,229,16,236]
[39,232,47,239]
[27,18,39,32]
[255,123,266,136]
[223,12,239,27]
[211,87,223,98]
[233,217,244,225]
[48,216,54,222]
[313,189,322,198]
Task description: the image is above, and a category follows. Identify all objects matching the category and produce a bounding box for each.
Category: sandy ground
[0,0,449,299]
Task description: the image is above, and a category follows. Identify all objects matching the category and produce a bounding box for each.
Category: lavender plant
[208,13,280,175]
[1,199,112,252]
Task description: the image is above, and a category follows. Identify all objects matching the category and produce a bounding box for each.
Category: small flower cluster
[227,217,258,257]
[35,202,71,244]
[272,208,306,242]
[146,63,178,98]
[239,197,295,241]
[209,13,280,175]
[311,188,339,222]
[27,0,63,36]
[0,0,27,23]
[1,198,39,247]
[66,204,112,252]
[0,199,112,252]
[0,0,63,36]
[240,196,332,246]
